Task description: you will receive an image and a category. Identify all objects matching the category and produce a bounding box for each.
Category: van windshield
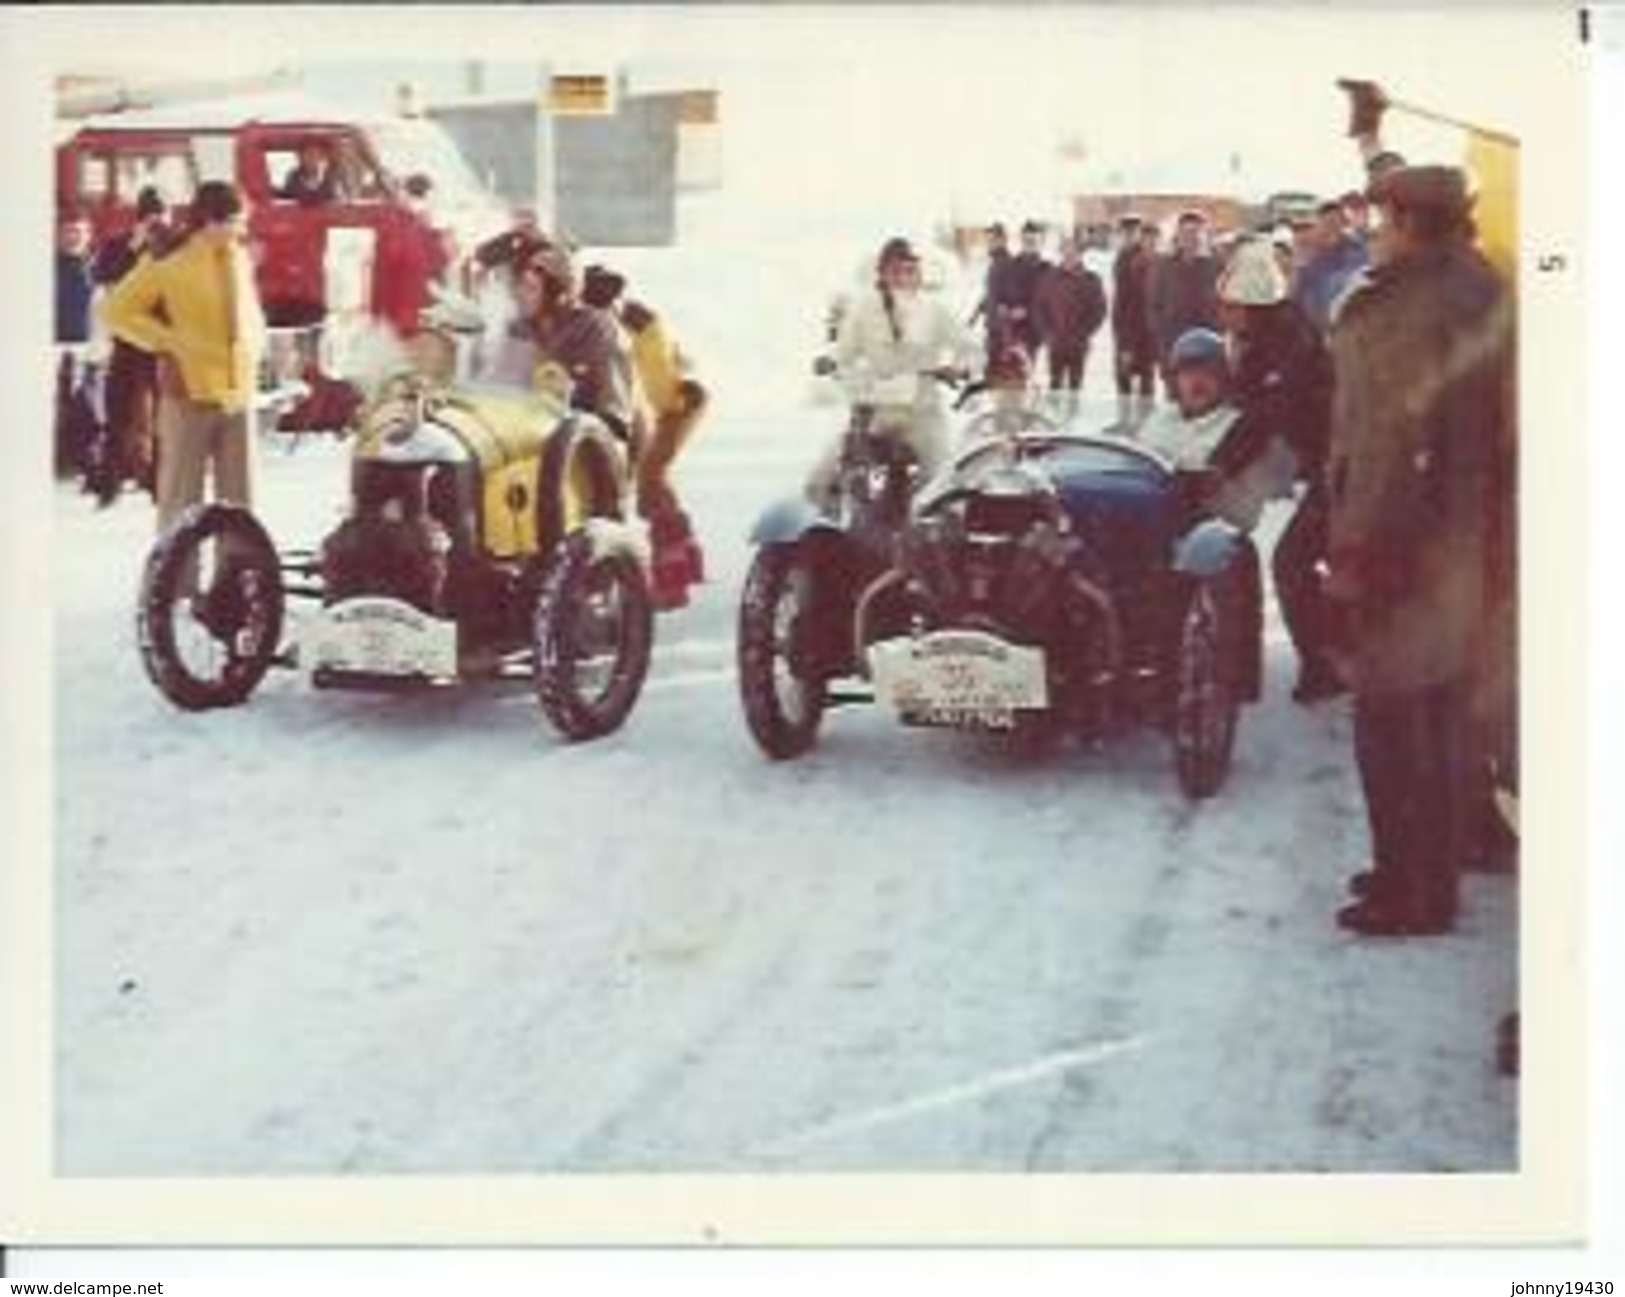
[367,120,496,213]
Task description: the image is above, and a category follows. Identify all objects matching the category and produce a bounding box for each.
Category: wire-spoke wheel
[532,529,654,741]
[737,544,828,759]
[137,503,285,711]
[1172,579,1239,798]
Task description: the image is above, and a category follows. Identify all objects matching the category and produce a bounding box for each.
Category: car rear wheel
[532,529,654,741]
[1172,579,1239,798]
[738,544,828,759]
[137,503,285,711]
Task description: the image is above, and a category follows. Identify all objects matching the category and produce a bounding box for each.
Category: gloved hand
[1336,78,1390,138]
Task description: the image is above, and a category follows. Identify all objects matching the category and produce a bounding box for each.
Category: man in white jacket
[806,237,979,511]
[1139,327,1293,533]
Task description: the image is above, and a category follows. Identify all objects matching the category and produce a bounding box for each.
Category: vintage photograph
[0,0,1590,1245]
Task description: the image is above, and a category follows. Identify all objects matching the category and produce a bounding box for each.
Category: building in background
[415,64,723,246]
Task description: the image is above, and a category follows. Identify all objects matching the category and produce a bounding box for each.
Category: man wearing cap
[1110,216,1158,428]
[1148,210,1221,398]
[1323,163,1515,937]
[805,236,977,511]
[102,181,266,533]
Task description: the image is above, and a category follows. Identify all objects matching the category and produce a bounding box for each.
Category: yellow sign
[549,74,614,116]
[1464,128,1519,288]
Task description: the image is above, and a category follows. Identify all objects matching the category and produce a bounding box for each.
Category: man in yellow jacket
[102,181,265,534]
[581,263,708,607]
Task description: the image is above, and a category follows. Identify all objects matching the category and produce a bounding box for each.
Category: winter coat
[56,252,94,344]
[834,287,978,413]
[972,248,1011,325]
[1325,241,1514,697]
[624,304,690,419]
[280,163,338,206]
[1033,263,1106,356]
[1110,245,1155,353]
[100,234,265,413]
[1140,402,1287,532]
[493,304,636,437]
[1001,252,1048,313]
[1147,252,1220,364]
[1208,301,1332,481]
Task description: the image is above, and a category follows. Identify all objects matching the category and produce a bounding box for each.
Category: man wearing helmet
[805,237,978,511]
[1138,327,1284,534]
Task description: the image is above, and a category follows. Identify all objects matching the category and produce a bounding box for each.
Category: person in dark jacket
[1033,234,1106,415]
[1000,219,1050,358]
[89,186,175,504]
[55,211,95,344]
[1322,164,1515,937]
[1148,210,1220,393]
[1110,216,1158,428]
[1293,200,1369,334]
[54,211,98,478]
[481,241,636,441]
[1208,237,1340,704]
[971,222,1013,361]
[280,140,339,206]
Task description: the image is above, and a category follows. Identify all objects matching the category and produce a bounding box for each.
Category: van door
[242,126,398,328]
[242,129,338,326]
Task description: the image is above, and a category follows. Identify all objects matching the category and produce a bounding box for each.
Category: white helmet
[1219,237,1288,307]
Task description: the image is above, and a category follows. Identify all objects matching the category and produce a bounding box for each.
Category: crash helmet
[1167,327,1230,378]
[1218,236,1288,306]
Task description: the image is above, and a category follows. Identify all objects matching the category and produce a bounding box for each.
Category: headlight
[373,419,470,465]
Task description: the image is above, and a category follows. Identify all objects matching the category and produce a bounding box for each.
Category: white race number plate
[307,597,459,679]
[868,630,1048,729]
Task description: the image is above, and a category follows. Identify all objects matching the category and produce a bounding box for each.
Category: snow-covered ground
[53,238,1516,1176]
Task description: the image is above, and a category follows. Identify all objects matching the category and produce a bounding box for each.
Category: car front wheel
[532,529,654,741]
[137,503,285,711]
[1171,578,1240,798]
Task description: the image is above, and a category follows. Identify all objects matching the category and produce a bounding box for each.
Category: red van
[57,90,509,335]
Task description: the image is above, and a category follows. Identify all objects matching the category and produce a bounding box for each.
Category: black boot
[1336,894,1454,938]
[1292,658,1347,705]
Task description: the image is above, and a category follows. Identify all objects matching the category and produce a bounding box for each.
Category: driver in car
[804,236,979,512]
[1138,327,1294,532]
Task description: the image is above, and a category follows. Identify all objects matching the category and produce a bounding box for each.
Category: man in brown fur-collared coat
[1323,163,1516,938]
